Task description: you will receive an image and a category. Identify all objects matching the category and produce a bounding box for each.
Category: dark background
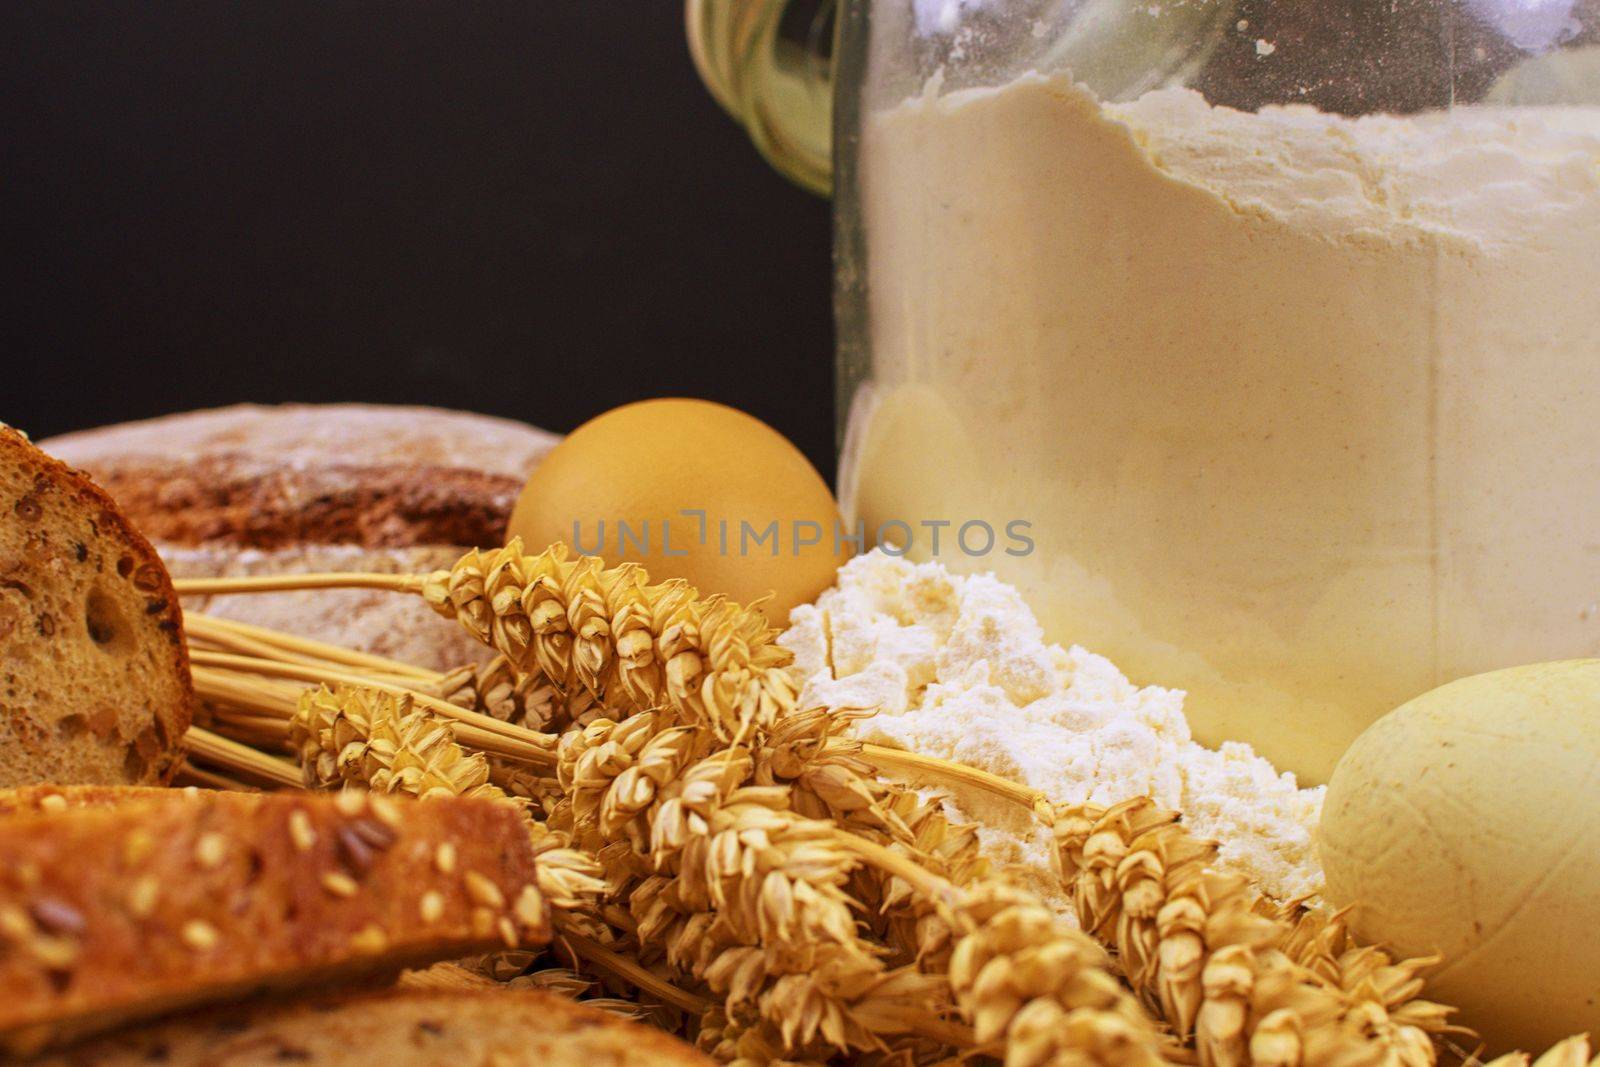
[1,3,837,474]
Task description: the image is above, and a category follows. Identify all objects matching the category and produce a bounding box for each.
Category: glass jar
[690,0,1600,783]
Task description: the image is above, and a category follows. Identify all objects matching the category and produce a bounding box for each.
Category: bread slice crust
[0,426,193,786]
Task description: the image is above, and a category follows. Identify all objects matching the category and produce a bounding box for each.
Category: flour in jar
[845,72,1600,787]
[781,550,1325,908]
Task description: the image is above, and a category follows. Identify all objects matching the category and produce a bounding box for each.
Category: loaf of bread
[0,426,193,788]
[40,404,560,672]
[0,786,549,1056]
[39,403,557,551]
[23,987,714,1066]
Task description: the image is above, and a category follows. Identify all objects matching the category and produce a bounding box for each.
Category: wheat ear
[556,703,987,1058]
[174,541,799,739]
[555,698,1173,1064]
[435,652,602,732]
[755,707,990,973]
[1486,1036,1600,1067]
[1054,798,1456,1067]
[418,540,798,741]
[947,881,1173,1067]
[290,684,508,801]
[553,709,914,1057]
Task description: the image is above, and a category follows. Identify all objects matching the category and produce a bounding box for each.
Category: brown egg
[507,399,850,621]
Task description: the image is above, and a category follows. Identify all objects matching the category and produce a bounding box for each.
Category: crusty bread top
[0,427,193,787]
[38,404,559,550]
[0,787,548,1056]
[40,404,558,479]
[24,987,714,1066]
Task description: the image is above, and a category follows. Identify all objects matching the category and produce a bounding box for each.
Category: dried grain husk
[434,652,601,731]
[1484,1035,1600,1067]
[756,708,988,971]
[550,691,1170,1064]
[290,684,506,801]
[694,1009,827,1067]
[947,881,1173,1067]
[564,717,918,1056]
[1053,797,1457,1067]
[420,540,799,741]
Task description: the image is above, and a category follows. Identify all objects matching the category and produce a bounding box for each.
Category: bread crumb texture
[0,427,192,787]
[781,550,1325,905]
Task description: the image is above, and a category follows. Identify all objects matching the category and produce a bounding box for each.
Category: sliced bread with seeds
[0,787,549,1057]
[0,426,193,786]
[22,986,714,1066]
[0,783,179,816]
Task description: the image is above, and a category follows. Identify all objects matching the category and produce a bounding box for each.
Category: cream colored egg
[1317,660,1600,1054]
[508,399,849,621]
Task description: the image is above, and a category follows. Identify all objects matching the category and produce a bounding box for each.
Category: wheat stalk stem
[831,829,963,912]
[190,649,556,764]
[207,710,293,747]
[557,927,712,1014]
[195,665,557,775]
[175,572,422,596]
[187,614,587,737]
[184,726,303,788]
[855,742,1048,811]
[187,620,428,690]
[192,666,305,714]
[174,760,260,792]
[184,612,439,680]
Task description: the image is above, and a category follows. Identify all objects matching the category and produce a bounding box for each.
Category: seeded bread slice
[23,987,714,1066]
[0,426,193,786]
[0,783,180,816]
[0,787,549,1057]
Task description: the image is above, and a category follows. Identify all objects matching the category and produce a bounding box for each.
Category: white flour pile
[781,550,1325,908]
